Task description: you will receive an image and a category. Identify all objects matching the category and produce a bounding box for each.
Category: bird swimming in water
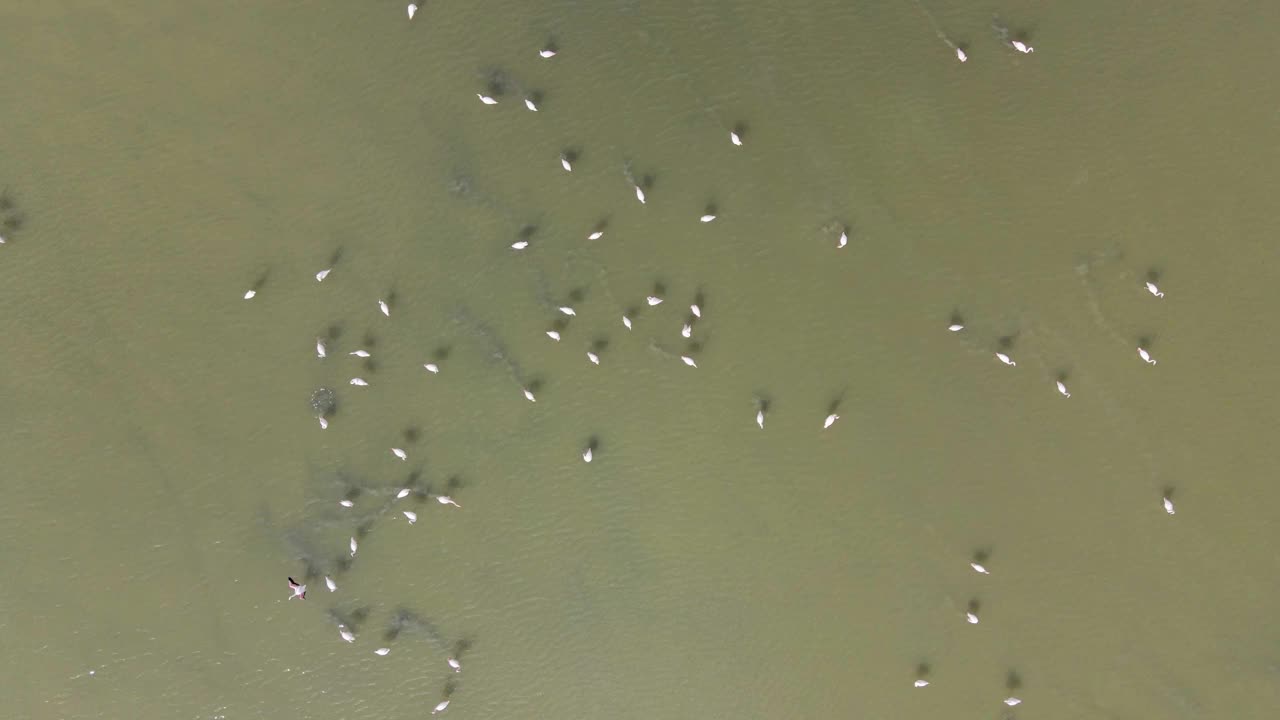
[588,230,604,240]
[407,3,417,19]
[681,323,692,338]
[447,657,462,672]
[587,351,600,365]
[681,355,698,367]
[634,184,646,204]
[436,495,462,508]
[403,510,418,524]
[646,295,663,306]
[524,97,539,112]
[243,290,256,300]
[315,268,331,282]
[392,447,408,461]
[349,536,358,557]
[970,562,990,575]
[350,378,368,386]
[546,330,561,341]
[1004,697,1022,706]
[374,647,391,656]
[914,679,929,688]
[1145,281,1164,298]
[966,611,979,624]
[511,240,529,250]
[325,576,337,592]
[838,229,848,248]
[316,338,327,358]
[378,300,390,317]
[730,130,743,146]
[339,499,354,508]
[700,213,717,223]
[539,46,557,58]
[349,349,370,357]
[339,625,355,643]
[1055,380,1071,398]
[622,315,633,330]
[1137,347,1157,365]
[823,413,839,429]
[432,700,450,714]
[756,409,765,429]
[955,47,968,62]
[318,417,329,429]
[477,93,498,105]
[948,323,964,332]
[690,304,701,318]
[583,447,593,463]
[558,306,576,316]
[287,577,306,600]
[424,362,440,373]
[397,488,412,499]
[1163,494,1176,515]
[560,154,573,172]
[523,387,536,402]
[1010,40,1033,54]
[995,352,1017,366]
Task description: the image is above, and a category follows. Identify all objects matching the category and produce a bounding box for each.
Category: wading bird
[966,611,979,624]
[756,410,765,429]
[588,230,604,240]
[539,47,557,58]
[622,315,633,330]
[838,230,848,248]
[681,324,692,338]
[397,488,412,500]
[914,679,929,688]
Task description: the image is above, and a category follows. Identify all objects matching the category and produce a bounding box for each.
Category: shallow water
[3,1,1279,718]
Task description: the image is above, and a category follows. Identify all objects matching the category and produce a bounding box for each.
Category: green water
[3,1,1278,718]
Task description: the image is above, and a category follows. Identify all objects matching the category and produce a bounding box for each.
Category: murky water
[3,1,1278,718]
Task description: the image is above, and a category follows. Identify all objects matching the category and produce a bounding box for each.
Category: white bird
[477,93,498,105]
[424,362,440,373]
[349,349,370,357]
[587,230,604,240]
[700,213,717,223]
[730,130,743,146]
[1011,40,1034,54]
[823,413,839,429]
[432,700,450,715]
[970,562,990,575]
[378,300,390,317]
[349,536,358,557]
[914,679,929,688]
[392,447,407,461]
[523,387,536,402]
[1137,347,1157,365]
[0,234,5,244]
[690,304,702,318]
[837,230,848,249]
[243,290,256,300]
[546,330,561,341]
[539,47,557,58]
[634,184,646,204]
[966,611,979,624]
[287,577,307,600]
[1004,697,1022,706]
[325,575,337,592]
[587,351,600,365]
[315,339,327,358]
[681,355,697,368]
[583,447,593,463]
[436,495,461,508]
[646,296,663,306]
[403,510,418,524]
[350,377,368,386]
[339,626,355,643]
[956,47,968,62]
[560,155,572,172]
[319,417,329,430]
[315,268,331,282]
[1163,495,1176,515]
[447,657,462,672]
[558,306,576,316]
[1145,281,1164,298]
[681,323,692,338]
[407,3,417,20]
[374,647,391,656]
[622,315,633,330]
[511,240,529,250]
[756,410,765,429]
[339,499,354,508]
[1056,380,1071,398]
[524,97,539,112]
[948,323,964,332]
[995,352,1017,367]
[396,487,412,500]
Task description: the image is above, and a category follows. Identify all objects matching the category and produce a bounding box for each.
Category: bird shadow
[517,224,537,241]
[586,436,600,452]
[1145,267,1162,284]
[250,269,271,293]
[452,636,475,659]
[432,345,452,362]
[1006,670,1023,690]
[561,148,579,165]
[1137,334,1157,348]
[591,337,609,353]
[949,309,964,327]
[361,331,378,349]
[916,662,931,679]
[325,323,344,342]
[328,247,344,267]
[732,121,748,139]
[967,598,982,614]
[997,334,1019,351]
[402,426,421,444]
[826,389,847,415]
[567,286,587,303]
